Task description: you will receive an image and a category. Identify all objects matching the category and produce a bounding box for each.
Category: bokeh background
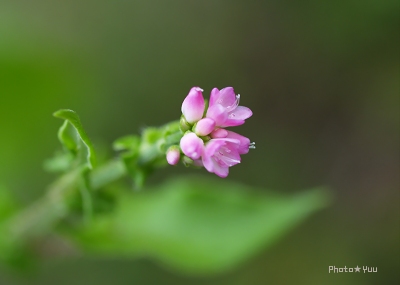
[0,0,399,284]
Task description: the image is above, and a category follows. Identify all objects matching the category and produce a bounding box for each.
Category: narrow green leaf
[70,176,331,275]
[53,109,96,169]
[58,120,78,154]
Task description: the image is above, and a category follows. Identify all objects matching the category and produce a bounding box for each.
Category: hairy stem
[6,120,181,248]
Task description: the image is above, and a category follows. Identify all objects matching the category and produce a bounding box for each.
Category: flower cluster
[166,87,255,177]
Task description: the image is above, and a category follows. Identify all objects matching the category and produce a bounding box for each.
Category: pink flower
[181,87,205,124]
[201,138,242,178]
[184,133,255,177]
[206,87,252,127]
[174,86,255,178]
[180,132,204,160]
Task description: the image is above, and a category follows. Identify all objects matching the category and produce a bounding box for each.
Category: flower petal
[206,104,228,127]
[209,88,220,107]
[202,140,225,171]
[212,161,229,178]
[215,87,237,109]
[202,138,240,171]
[218,144,241,166]
[226,130,251,154]
[222,106,253,127]
[203,139,226,159]
[210,128,228,138]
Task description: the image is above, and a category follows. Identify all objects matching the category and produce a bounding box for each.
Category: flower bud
[210,128,228,138]
[181,87,205,124]
[180,132,204,160]
[166,145,181,165]
[194,118,216,136]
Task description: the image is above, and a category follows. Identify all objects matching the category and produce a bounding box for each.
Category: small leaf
[89,160,127,190]
[111,121,181,189]
[113,135,140,152]
[43,151,75,173]
[142,127,163,144]
[57,120,78,154]
[113,135,146,189]
[121,153,148,189]
[114,130,165,189]
[53,109,96,169]
[161,120,181,135]
[70,176,331,275]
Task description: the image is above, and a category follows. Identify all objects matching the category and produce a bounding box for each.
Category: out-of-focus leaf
[69,176,331,275]
[0,223,33,271]
[113,135,140,152]
[43,151,75,173]
[0,185,33,270]
[79,168,93,224]
[53,109,96,169]
[0,184,19,221]
[89,160,127,190]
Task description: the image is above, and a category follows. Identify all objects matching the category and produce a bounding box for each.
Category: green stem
[8,159,127,242]
[6,120,181,245]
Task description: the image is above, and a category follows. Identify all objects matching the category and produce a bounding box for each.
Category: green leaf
[69,176,331,275]
[53,109,96,169]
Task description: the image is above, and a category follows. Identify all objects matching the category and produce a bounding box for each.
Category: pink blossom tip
[181,87,205,124]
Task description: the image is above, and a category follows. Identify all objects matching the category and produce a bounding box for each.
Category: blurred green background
[0,0,399,284]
